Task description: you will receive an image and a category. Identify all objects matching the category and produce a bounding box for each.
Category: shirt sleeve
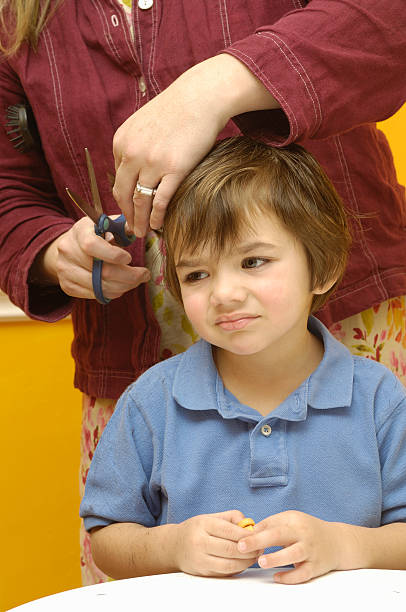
[80,385,161,532]
[223,0,406,144]
[376,386,406,525]
[0,59,73,321]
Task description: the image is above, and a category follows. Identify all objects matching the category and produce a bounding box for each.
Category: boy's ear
[312,276,337,296]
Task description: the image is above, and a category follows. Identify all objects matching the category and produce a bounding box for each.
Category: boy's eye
[242,257,268,269]
[184,270,208,283]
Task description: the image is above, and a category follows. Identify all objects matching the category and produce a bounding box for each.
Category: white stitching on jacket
[134,4,144,65]
[92,0,122,63]
[265,31,322,128]
[219,0,232,47]
[334,134,387,301]
[43,29,89,198]
[226,45,299,140]
[259,31,321,132]
[148,1,161,95]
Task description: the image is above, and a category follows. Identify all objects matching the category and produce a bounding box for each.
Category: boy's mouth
[215,314,259,331]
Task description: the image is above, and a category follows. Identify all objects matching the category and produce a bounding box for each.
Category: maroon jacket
[0,0,405,398]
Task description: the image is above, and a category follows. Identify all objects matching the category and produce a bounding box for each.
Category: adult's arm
[0,59,74,320]
[226,0,406,142]
[0,61,149,317]
[113,0,406,235]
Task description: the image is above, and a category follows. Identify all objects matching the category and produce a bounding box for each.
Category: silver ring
[135,182,158,197]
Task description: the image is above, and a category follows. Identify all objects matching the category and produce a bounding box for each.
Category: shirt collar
[306,316,354,410]
[172,316,354,416]
[173,339,220,411]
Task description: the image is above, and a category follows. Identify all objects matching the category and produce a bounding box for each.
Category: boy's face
[175,211,326,358]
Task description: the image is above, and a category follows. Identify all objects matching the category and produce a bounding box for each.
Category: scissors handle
[92,214,136,305]
[92,258,110,305]
[94,214,136,247]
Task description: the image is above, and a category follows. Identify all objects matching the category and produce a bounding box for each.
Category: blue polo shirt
[80,317,406,532]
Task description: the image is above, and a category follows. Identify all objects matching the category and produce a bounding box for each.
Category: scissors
[66,148,136,305]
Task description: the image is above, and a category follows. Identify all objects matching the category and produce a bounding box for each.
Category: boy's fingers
[238,510,310,553]
[206,535,259,561]
[204,555,257,577]
[257,542,307,569]
[206,512,250,542]
[237,524,297,553]
[211,510,246,525]
[274,563,314,585]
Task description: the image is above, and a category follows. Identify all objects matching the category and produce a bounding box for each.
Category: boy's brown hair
[163,137,351,313]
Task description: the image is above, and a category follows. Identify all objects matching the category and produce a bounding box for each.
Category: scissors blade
[65,187,100,224]
[85,147,104,218]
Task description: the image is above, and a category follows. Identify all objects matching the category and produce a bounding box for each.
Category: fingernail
[238,541,247,552]
[258,556,267,568]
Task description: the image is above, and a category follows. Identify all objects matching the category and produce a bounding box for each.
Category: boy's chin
[215,340,264,356]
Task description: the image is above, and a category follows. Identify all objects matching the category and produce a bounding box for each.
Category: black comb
[6,103,39,152]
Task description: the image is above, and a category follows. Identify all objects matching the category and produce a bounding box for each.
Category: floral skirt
[79,296,406,585]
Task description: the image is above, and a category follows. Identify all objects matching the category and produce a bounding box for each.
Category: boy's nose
[209,274,247,306]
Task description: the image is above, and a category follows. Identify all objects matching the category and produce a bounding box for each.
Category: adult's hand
[31,216,150,300]
[113,54,278,237]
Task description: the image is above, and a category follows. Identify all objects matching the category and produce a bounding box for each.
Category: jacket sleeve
[0,59,74,321]
[224,0,406,144]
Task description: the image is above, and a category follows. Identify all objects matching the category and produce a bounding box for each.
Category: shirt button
[138,0,153,9]
[138,76,147,94]
[261,424,272,437]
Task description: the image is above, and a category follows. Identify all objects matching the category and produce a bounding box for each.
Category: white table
[8,568,406,612]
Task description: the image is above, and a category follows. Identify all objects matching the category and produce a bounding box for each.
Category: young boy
[80,137,406,584]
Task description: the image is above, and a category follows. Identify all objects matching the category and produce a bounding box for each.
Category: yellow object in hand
[238,517,255,531]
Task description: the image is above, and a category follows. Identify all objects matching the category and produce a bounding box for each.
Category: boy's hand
[237,510,343,584]
[174,510,260,577]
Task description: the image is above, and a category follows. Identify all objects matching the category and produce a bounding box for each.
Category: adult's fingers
[112,62,226,235]
[57,217,131,267]
[113,162,140,232]
[131,166,161,237]
[148,173,185,231]
[112,126,141,231]
[79,231,133,264]
[97,263,151,300]
[55,217,150,299]
[58,258,150,301]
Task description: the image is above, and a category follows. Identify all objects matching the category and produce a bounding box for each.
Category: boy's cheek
[182,294,206,327]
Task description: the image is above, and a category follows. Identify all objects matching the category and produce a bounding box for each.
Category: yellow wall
[0,105,405,611]
[379,106,406,185]
[1,320,82,611]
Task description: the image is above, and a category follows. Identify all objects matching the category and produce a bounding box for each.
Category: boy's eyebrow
[175,257,202,269]
[238,241,277,253]
[175,242,277,268]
